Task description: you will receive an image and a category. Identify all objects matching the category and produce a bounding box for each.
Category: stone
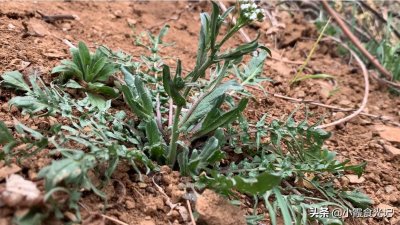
[7,23,15,30]
[196,189,246,225]
[384,145,400,160]
[125,200,136,209]
[296,90,306,98]
[0,164,21,181]
[140,220,155,225]
[375,125,400,144]
[113,10,122,18]
[126,18,137,26]
[138,182,147,188]
[384,185,396,193]
[338,99,352,106]
[345,175,365,184]
[333,112,346,120]
[62,23,71,31]
[29,19,49,36]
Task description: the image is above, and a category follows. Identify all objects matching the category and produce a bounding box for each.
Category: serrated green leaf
[340,190,372,209]
[1,71,30,92]
[234,173,281,195]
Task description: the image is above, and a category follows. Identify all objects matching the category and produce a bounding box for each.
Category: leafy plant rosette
[52,41,120,101]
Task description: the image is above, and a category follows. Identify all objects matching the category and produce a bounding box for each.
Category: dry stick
[101,215,129,225]
[36,10,76,23]
[186,199,197,225]
[316,43,369,128]
[78,202,129,225]
[260,88,400,127]
[321,0,393,81]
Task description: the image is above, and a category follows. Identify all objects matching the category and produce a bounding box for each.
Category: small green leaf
[162,65,186,106]
[64,80,83,89]
[181,80,242,129]
[234,172,281,195]
[0,121,15,144]
[87,93,107,110]
[193,98,248,139]
[1,71,30,92]
[87,82,119,98]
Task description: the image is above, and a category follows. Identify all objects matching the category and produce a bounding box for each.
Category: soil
[0,1,400,225]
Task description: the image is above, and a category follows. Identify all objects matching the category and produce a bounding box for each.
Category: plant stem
[290,18,331,84]
[167,106,182,166]
[217,25,242,49]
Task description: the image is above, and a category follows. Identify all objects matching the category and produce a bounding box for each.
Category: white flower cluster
[239,0,265,21]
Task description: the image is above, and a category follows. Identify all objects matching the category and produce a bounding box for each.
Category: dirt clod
[383,145,400,159]
[196,189,246,225]
[375,125,400,144]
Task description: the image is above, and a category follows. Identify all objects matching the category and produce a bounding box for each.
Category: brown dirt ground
[0,1,400,225]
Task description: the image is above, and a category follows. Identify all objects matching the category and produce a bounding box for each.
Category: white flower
[239,0,264,21]
[241,3,250,9]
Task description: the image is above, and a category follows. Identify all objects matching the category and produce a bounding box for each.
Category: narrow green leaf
[162,65,186,106]
[134,76,154,115]
[209,1,220,49]
[193,98,248,139]
[121,85,149,119]
[78,42,91,80]
[181,80,242,129]
[273,188,292,225]
[0,121,15,144]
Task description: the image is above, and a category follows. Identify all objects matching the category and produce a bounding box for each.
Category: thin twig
[101,215,129,225]
[186,199,196,225]
[321,0,393,81]
[37,11,76,23]
[78,202,129,225]
[315,36,369,129]
[247,85,400,127]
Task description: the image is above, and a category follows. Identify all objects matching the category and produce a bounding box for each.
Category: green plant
[52,41,119,100]
[0,73,153,222]
[202,114,370,225]
[0,1,372,225]
[120,1,270,170]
